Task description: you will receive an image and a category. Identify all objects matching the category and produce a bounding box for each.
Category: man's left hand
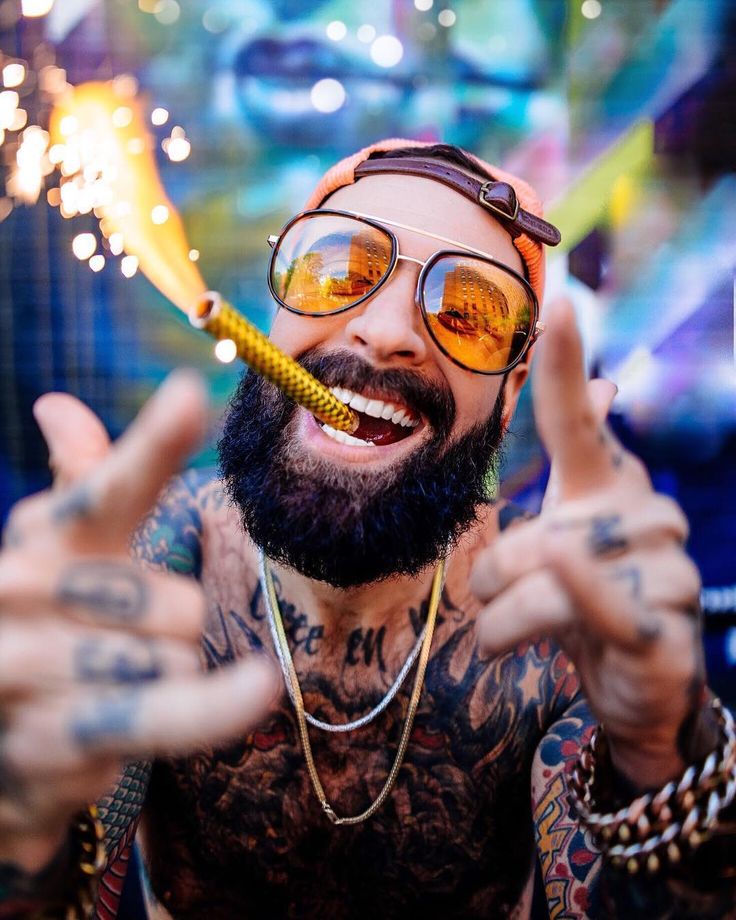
[470,299,708,789]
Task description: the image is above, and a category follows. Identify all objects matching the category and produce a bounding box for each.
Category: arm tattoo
[97,760,152,857]
[533,697,602,918]
[57,561,148,624]
[74,638,163,683]
[131,468,212,577]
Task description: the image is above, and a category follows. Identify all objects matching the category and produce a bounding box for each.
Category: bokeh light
[21,0,55,16]
[2,63,26,88]
[370,35,404,68]
[581,0,602,19]
[310,79,346,114]
[72,233,97,261]
[214,338,238,363]
[325,20,347,42]
[121,255,139,278]
[151,204,170,224]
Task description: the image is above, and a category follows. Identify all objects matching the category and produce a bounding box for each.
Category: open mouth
[319,386,421,448]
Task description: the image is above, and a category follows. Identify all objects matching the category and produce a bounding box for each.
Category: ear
[500,361,529,430]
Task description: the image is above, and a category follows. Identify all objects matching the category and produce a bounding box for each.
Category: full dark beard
[218,349,506,588]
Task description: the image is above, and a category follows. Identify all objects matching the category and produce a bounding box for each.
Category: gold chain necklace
[262,556,446,826]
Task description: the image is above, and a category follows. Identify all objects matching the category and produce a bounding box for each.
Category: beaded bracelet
[568,698,736,875]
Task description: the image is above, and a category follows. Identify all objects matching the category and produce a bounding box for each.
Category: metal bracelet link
[568,698,736,875]
[35,805,106,920]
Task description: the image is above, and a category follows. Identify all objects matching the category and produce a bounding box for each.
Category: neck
[268,557,441,637]
[263,502,499,642]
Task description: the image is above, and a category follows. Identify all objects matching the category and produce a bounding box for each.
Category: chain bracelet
[569,698,736,875]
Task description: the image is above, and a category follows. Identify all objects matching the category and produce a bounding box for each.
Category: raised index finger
[532,299,620,500]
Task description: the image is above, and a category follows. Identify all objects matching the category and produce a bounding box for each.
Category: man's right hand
[0,371,276,873]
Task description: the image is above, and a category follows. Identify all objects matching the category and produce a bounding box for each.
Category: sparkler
[46,80,356,433]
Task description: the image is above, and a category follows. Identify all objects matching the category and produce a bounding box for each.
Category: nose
[343,259,428,367]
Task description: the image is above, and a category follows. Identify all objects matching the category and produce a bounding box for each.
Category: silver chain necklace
[259,550,430,734]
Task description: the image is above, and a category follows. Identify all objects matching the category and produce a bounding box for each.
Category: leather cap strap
[354,156,561,247]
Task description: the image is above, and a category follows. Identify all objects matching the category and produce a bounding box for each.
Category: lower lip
[295,409,426,464]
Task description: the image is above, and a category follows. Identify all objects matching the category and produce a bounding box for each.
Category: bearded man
[0,141,734,920]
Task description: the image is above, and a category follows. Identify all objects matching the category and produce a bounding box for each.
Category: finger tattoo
[587,514,628,557]
[597,426,624,470]
[608,565,661,641]
[57,561,148,623]
[609,565,642,599]
[74,638,163,684]
[70,689,141,748]
[51,483,95,524]
[550,513,629,557]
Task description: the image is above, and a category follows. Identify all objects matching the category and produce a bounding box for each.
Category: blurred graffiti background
[0,0,734,699]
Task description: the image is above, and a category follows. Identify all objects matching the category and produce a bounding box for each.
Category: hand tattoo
[74,638,163,684]
[598,426,624,470]
[610,565,642,599]
[57,561,148,624]
[609,566,662,641]
[587,514,628,557]
[51,484,94,524]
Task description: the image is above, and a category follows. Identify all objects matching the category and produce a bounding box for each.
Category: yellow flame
[49,81,206,314]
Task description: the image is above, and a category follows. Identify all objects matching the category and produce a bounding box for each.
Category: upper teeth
[330,387,419,428]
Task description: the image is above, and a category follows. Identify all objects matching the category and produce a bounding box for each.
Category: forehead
[324,174,525,276]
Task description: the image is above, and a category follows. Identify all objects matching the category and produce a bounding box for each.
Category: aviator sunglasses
[267,208,543,375]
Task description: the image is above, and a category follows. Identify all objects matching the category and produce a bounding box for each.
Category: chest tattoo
[144,584,570,920]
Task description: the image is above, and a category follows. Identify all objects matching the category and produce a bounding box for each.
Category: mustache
[294,348,456,438]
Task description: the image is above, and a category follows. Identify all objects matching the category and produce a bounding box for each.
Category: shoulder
[131,468,224,577]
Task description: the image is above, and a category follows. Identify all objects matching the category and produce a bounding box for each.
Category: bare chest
[143,575,558,919]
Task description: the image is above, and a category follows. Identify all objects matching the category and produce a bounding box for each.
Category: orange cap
[304,137,547,301]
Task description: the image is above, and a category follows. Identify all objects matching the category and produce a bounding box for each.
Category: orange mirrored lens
[422,255,533,372]
[271,215,393,313]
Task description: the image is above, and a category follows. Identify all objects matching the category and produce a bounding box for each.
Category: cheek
[443,366,503,431]
[269,310,343,358]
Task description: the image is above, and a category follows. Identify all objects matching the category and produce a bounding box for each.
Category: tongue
[352,411,414,446]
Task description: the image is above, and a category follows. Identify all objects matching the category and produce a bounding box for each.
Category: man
[0,140,733,919]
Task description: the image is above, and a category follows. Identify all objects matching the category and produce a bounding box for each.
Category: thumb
[33,393,111,489]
